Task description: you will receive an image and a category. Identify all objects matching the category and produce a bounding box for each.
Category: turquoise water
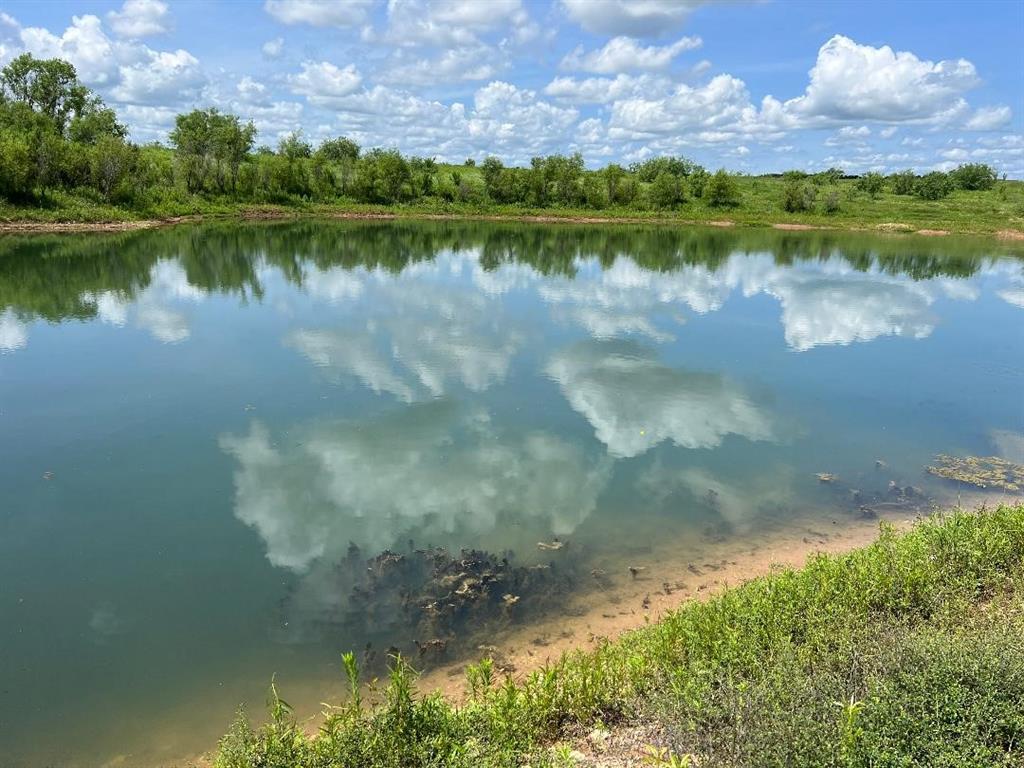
[1,221,1022,765]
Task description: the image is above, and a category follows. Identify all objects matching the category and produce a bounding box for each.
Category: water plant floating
[926,454,1024,492]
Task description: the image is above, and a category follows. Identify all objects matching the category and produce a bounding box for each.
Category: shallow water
[1,221,1023,765]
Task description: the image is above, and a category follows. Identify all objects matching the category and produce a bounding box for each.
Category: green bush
[705,169,741,208]
[856,172,885,197]
[916,171,953,200]
[950,163,998,191]
[889,169,917,195]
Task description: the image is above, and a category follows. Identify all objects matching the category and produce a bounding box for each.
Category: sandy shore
[1,209,1020,239]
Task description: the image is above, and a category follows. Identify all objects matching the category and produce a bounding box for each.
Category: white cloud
[288,60,363,104]
[261,36,284,58]
[18,14,119,85]
[264,0,374,27]
[378,46,500,85]
[110,48,205,105]
[561,0,706,36]
[782,34,981,125]
[880,126,898,138]
[543,73,670,105]
[107,0,171,38]
[383,0,534,47]
[546,340,774,458]
[561,35,702,74]
[965,105,1012,131]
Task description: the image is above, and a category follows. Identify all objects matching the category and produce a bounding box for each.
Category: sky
[0,0,1021,175]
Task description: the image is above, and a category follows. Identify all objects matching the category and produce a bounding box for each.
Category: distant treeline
[0,54,1004,214]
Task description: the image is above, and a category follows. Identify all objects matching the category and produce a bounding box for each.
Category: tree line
[0,54,1004,215]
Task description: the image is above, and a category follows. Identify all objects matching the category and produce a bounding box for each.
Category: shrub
[705,169,740,207]
[856,172,885,197]
[889,169,916,195]
[650,171,683,210]
[822,188,841,214]
[915,171,953,200]
[950,163,997,191]
[782,181,816,212]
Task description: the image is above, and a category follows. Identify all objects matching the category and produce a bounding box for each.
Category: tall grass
[215,505,1024,767]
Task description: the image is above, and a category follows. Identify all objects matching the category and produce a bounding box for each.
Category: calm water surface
[1,222,1023,765]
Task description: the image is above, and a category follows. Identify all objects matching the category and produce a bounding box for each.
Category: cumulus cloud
[288,60,362,104]
[110,48,205,105]
[781,34,981,125]
[561,0,706,36]
[220,406,611,571]
[546,340,774,458]
[107,0,171,38]
[965,105,1012,131]
[382,0,536,47]
[560,35,702,74]
[264,0,374,27]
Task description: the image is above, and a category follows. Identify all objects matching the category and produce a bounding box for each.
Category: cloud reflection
[219,402,612,572]
[546,340,773,458]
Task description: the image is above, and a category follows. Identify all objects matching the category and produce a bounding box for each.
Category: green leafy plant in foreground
[215,505,1024,768]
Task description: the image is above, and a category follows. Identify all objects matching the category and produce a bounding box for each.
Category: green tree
[856,172,885,198]
[705,169,741,207]
[90,135,138,201]
[317,136,360,164]
[0,128,35,200]
[211,114,256,193]
[949,163,997,191]
[650,171,682,210]
[915,171,952,200]
[353,148,411,204]
[0,54,88,134]
[169,109,215,193]
[889,169,916,195]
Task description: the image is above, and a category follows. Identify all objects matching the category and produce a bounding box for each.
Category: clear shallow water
[1,221,1023,765]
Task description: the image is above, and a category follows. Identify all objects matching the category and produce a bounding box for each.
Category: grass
[213,504,1024,767]
[2,176,1023,236]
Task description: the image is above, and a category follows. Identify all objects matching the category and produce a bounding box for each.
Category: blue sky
[1,0,1021,175]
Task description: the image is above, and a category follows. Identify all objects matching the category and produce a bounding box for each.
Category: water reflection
[547,340,773,457]
[219,402,611,572]
[2,220,1022,766]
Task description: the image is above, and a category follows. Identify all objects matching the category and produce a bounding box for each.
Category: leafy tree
[212,114,256,193]
[90,136,138,201]
[0,128,35,200]
[169,109,216,193]
[602,164,626,205]
[582,172,607,208]
[889,169,916,195]
[317,136,360,164]
[915,171,952,200]
[650,171,683,210]
[353,148,411,204]
[630,155,698,181]
[949,163,997,191]
[0,54,88,134]
[856,172,885,198]
[782,180,817,212]
[705,169,741,207]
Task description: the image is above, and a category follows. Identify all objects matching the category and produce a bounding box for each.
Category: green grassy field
[3,169,1022,237]
[213,505,1024,768]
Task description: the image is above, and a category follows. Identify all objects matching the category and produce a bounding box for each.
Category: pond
[1,221,1023,765]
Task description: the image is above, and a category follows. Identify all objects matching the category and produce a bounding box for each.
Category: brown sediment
[772,223,820,231]
[996,229,1024,241]
[874,222,916,233]
[0,218,188,233]
[915,228,951,236]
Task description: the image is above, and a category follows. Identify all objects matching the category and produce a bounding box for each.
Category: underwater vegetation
[927,454,1024,493]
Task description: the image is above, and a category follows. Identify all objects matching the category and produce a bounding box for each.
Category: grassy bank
[3,175,1023,237]
[214,504,1024,768]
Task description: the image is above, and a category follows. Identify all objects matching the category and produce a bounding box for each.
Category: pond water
[1,221,1023,766]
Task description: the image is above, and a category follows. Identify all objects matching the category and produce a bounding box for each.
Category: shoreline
[1,207,1022,240]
